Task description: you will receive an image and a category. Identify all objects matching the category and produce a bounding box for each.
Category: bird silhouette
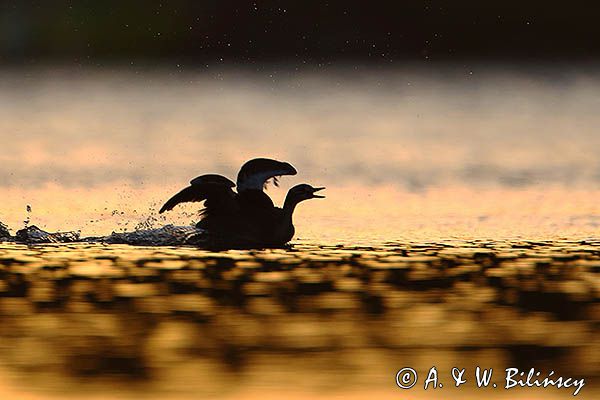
[160,158,324,246]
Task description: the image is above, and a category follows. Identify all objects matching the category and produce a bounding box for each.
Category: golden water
[1,65,600,398]
[0,240,598,399]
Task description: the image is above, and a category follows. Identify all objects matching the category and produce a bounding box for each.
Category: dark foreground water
[0,239,598,399]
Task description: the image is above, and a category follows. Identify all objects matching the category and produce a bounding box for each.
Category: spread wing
[190,173,235,187]
[236,158,297,192]
[159,174,237,214]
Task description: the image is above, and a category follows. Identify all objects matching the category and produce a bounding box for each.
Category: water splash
[105,224,204,246]
[23,204,31,229]
[0,221,9,239]
[7,223,198,246]
[15,225,80,243]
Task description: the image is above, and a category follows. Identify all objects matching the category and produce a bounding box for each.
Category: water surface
[1,65,600,239]
[0,240,598,399]
[1,64,600,399]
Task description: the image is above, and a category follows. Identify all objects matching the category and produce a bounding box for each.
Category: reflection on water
[0,241,598,399]
[2,65,600,239]
[2,65,600,188]
[0,64,600,234]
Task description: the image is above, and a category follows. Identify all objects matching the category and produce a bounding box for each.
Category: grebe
[159,158,297,243]
[159,159,324,246]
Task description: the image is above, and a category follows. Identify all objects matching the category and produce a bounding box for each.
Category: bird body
[159,158,324,247]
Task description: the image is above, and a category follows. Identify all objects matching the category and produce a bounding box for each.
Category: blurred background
[1,1,600,239]
[1,2,600,399]
[1,0,600,238]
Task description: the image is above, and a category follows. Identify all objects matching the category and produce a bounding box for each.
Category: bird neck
[282,193,303,222]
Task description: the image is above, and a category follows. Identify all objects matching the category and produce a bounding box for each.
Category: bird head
[288,184,326,202]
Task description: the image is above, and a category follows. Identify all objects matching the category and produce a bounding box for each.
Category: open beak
[311,187,326,198]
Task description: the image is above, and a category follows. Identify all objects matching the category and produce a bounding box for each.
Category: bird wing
[189,173,235,187]
[159,175,237,214]
[236,158,297,192]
